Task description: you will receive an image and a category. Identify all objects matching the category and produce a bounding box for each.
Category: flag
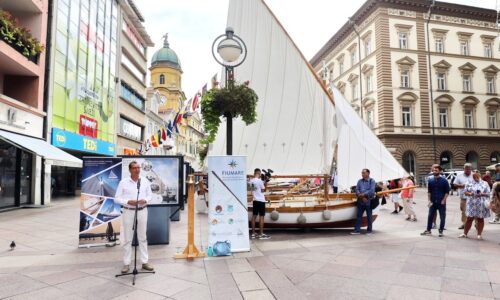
[157,129,162,145]
[192,93,199,111]
[161,127,167,141]
[183,99,193,118]
[151,134,158,147]
[174,111,183,126]
[201,83,208,97]
[167,121,173,138]
[211,73,218,88]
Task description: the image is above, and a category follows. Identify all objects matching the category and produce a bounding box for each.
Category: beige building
[311,0,500,182]
[116,0,153,156]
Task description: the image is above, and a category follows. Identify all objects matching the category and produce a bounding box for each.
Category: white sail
[209,0,337,175]
[332,87,408,190]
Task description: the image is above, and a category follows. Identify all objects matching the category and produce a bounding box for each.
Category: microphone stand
[115,178,155,285]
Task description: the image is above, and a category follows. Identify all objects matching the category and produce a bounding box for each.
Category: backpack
[370,179,380,210]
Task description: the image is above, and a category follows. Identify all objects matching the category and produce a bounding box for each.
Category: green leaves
[200,82,259,145]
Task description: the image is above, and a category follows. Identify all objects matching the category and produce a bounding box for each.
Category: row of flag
[137,73,220,154]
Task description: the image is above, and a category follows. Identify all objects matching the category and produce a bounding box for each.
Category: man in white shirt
[250,168,270,240]
[115,161,154,274]
[454,163,473,230]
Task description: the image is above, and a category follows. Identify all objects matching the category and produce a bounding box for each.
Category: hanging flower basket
[201,82,258,144]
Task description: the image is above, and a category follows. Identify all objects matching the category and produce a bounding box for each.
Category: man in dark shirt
[421,165,450,237]
[351,168,376,235]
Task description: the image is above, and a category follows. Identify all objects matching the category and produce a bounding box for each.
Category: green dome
[151,35,181,70]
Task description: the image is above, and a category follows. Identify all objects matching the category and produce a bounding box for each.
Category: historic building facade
[311,0,500,183]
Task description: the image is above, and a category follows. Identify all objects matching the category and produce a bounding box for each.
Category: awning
[0,130,82,168]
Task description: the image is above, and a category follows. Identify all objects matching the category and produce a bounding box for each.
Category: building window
[351,82,358,100]
[402,106,412,126]
[339,61,344,74]
[487,77,495,94]
[489,111,498,129]
[439,108,448,127]
[402,151,416,175]
[364,39,371,57]
[121,54,145,83]
[159,74,165,85]
[437,73,446,90]
[464,109,474,128]
[484,43,492,58]
[401,70,410,88]
[350,50,357,67]
[120,82,145,111]
[491,151,500,163]
[466,151,479,170]
[462,75,471,92]
[366,74,373,93]
[399,32,408,49]
[460,40,469,56]
[120,117,142,141]
[435,38,444,53]
[440,151,453,170]
[367,110,374,129]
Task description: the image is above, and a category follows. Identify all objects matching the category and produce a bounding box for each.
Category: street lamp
[426,0,437,163]
[212,27,247,155]
[348,17,363,120]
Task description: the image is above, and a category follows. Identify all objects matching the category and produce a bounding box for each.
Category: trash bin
[147,204,170,245]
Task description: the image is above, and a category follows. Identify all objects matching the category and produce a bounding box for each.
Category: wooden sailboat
[206,0,410,228]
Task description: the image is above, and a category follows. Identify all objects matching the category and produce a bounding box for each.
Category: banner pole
[174,174,206,260]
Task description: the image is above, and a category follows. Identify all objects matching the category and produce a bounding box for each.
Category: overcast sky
[138,0,499,99]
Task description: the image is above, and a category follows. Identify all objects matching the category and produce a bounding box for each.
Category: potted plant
[200,81,258,145]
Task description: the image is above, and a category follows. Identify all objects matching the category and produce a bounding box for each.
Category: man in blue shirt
[351,168,376,235]
[421,165,450,237]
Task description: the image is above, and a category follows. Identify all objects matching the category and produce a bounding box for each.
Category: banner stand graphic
[79,157,123,248]
[207,156,250,254]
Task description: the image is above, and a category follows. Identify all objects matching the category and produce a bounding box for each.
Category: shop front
[0,129,82,208]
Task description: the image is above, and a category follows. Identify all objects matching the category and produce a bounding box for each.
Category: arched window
[490,151,500,164]
[440,151,453,170]
[465,151,479,170]
[159,74,165,85]
[402,151,416,175]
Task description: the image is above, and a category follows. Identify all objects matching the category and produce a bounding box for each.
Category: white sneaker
[489,219,500,224]
[477,235,483,240]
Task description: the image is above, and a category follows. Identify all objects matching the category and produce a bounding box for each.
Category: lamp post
[426,0,437,163]
[212,27,247,155]
[348,18,363,120]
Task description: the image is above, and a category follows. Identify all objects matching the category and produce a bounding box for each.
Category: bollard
[174,174,206,260]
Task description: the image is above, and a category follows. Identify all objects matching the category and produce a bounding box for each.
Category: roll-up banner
[79,157,122,247]
[207,156,250,254]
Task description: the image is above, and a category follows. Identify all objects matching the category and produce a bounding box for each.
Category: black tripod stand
[115,178,155,285]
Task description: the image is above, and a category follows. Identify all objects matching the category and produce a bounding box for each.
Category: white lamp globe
[217,38,242,63]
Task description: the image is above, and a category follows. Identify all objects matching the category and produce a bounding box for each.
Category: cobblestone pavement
[2,189,500,299]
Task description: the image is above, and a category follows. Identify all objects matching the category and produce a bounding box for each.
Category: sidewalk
[2,189,500,299]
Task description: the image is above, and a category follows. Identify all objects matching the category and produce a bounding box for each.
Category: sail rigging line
[283,61,305,170]
[248,6,275,168]
[267,35,290,168]
[259,0,335,107]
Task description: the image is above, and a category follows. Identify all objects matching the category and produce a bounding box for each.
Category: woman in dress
[459,172,491,239]
[401,176,416,221]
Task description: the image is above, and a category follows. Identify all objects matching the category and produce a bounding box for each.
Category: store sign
[120,118,142,141]
[207,156,250,254]
[79,115,98,138]
[52,128,115,156]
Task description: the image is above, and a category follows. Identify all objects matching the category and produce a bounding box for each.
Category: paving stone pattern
[1,189,500,299]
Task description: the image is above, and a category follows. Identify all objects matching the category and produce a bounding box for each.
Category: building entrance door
[0,142,16,208]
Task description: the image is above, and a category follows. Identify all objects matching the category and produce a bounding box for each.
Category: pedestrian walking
[389,178,402,214]
[351,169,376,235]
[454,163,473,229]
[421,165,450,237]
[459,171,490,239]
[401,176,416,221]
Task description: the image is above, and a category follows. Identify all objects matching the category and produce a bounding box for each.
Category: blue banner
[52,128,115,156]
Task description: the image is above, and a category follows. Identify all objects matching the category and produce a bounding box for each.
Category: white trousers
[121,208,148,265]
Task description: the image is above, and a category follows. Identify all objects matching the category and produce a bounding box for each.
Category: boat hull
[248,202,379,229]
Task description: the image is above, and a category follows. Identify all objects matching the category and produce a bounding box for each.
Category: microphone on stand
[137,178,141,190]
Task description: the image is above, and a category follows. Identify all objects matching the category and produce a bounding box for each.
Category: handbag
[212,240,231,256]
[370,197,380,210]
